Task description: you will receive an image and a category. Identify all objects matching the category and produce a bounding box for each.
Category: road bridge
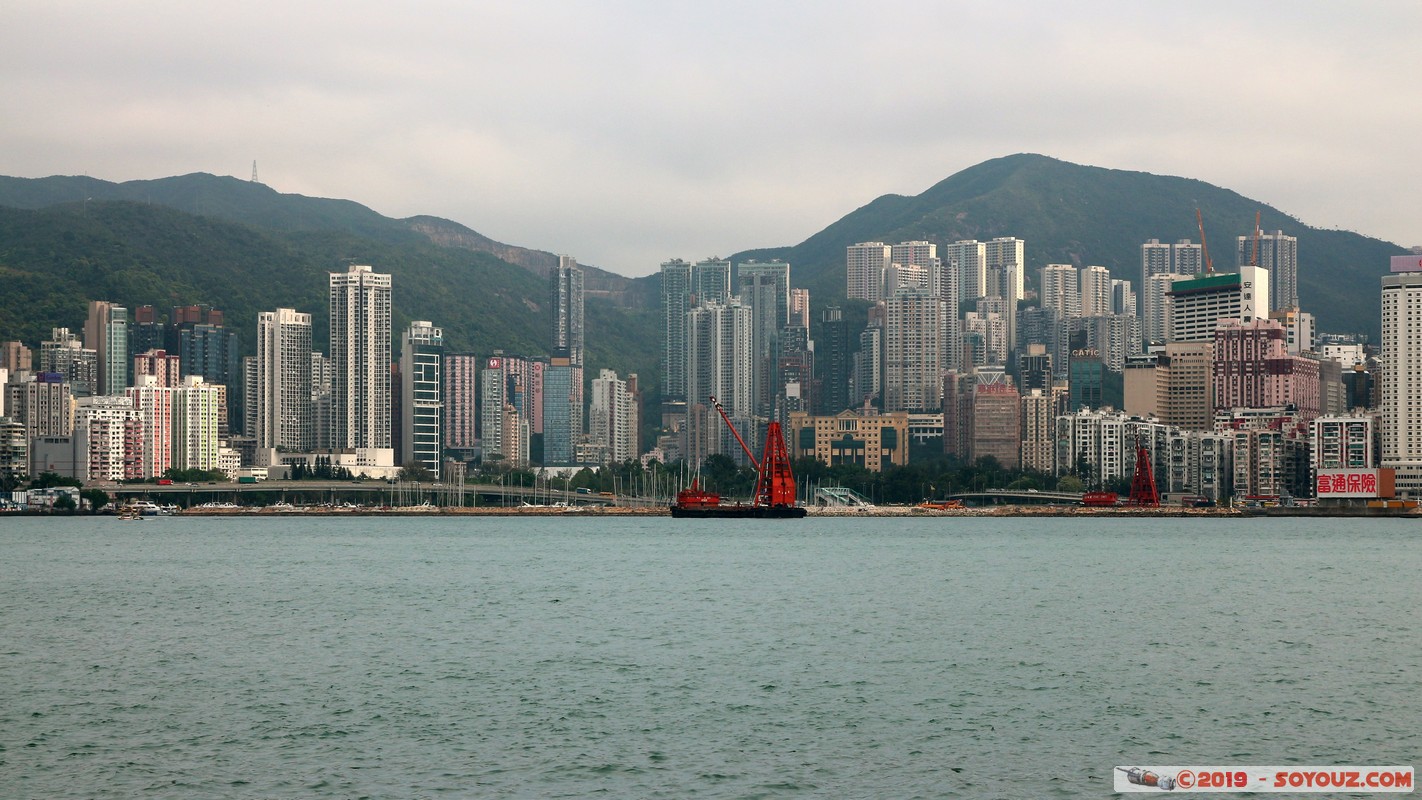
[90,480,666,509]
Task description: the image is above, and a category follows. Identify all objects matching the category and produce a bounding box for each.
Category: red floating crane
[670,397,805,518]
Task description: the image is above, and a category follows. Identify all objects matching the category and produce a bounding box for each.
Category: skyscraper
[1173,239,1204,276]
[311,352,333,450]
[883,289,948,412]
[1381,269,1422,495]
[329,264,392,450]
[737,260,790,327]
[738,260,792,416]
[541,353,580,467]
[692,258,732,306]
[1238,229,1298,310]
[0,341,32,373]
[481,353,527,466]
[173,375,221,472]
[1142,273,1187,345]
[1040,264,1081,318]
[84,300,129,396]
[551,256,585,367]
[661,258,692,401]
[739,270,784,418]
[685,300,754,419]
[846,242,892,302]
[1168,267,1270,343]
[818,307,850,414]
[256,308,313,452]
[1080,266,1113,317]
[984,237,1026,302]
[127,376,174,478]
[443,354,480,454]
[133,349,181,388]
[1212,318,1320,421]
[1142,239,1173,286]
[789,288,811,329]
[943,240,988,302]
[400,321,444,476]
[40,328,97,397]
[178,323,241,433]
[589,369,639,464]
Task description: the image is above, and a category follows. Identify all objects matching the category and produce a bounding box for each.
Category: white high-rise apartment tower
[590,369,639,464]
[846,243,892,302]
[329,265,392,449]
[944,240,988,301]
[984,237,1026,301]
[1173,239,1204,276]
[1142,239,1173,286]
[1143,273,1187,344]
[256,308,313,451]
[883,289,948,412]
[1381,269,1422,496]
[1040,264,1081,318]
[685,300,754,419]
[1080,266,1113,317]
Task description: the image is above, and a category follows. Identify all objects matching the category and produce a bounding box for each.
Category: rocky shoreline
[169,504,1249,518]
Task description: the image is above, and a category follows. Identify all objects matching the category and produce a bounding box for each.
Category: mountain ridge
[0,155,1407,395]
[734,153,1405,337]
[0,172,640,300]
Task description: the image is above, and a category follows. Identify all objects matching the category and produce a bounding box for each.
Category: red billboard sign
[1315,469,1390,498]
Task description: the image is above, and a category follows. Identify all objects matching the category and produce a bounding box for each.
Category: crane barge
[670,397,807,518]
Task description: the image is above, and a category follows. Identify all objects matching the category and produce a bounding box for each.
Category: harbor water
[1,516,1417,798]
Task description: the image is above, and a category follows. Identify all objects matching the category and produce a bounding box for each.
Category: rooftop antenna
[1195,208,1214,275]
[250,160,259,183]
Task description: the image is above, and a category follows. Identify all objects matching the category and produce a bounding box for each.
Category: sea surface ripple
[1,516,1417,798]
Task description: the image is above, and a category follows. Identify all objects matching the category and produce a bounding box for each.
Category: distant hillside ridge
[0,172,643,305]
[732,153,1406,337]
[0,200,660,394]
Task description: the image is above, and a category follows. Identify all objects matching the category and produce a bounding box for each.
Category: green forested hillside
[0,201,660,391]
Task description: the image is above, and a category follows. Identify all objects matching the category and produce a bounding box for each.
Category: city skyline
[3,3,1420,276]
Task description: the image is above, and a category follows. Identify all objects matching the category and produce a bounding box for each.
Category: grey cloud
[2,1,1420,276]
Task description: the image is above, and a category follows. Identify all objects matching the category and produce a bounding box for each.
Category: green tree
[52,493,77,513]
[29,472,82,489]
[398,462,437,482]
[81,488,110,514]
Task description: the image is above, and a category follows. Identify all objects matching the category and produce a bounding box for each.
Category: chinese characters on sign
[1315,469,1379,497]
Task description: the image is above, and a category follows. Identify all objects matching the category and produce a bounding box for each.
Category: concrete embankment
[177,504,1252,518]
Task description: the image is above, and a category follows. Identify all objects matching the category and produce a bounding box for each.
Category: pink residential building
[1213,318,1320,422]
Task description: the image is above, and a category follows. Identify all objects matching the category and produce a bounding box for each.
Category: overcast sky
[4,1,1419,276]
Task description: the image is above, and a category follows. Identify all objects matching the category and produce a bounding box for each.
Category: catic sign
[1315,468,1393,498]
[1070,348,1101,359]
